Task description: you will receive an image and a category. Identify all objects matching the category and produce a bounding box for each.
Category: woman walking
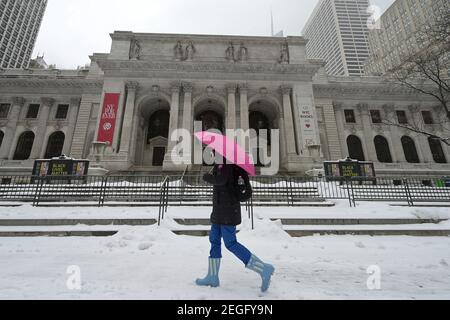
[196,163,275,293]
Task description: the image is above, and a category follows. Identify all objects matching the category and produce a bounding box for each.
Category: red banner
[97,93,121,146]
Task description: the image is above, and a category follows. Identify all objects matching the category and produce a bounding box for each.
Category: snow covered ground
[0,202,450,300]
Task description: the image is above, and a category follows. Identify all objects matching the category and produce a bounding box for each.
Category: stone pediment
[148,136,168,146]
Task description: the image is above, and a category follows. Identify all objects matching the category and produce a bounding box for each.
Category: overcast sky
[33,0,394,69]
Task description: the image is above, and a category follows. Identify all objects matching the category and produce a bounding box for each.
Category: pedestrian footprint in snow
[195,162,275,293]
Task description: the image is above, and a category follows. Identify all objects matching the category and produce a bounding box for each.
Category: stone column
[278,113,287,161]
[118,81,139,157]
[182,83,193,134]
[226,84,237,130]
[357,104,378,162]
[182,82,193,165]
[280,85,297,156]
[239,84,249,131]
[333,103,349,158]
[0,97,24,159]
[384,105,405,163]
[409,105,433,163]
[30,98,54,159]
[164,82,182,168]
[62,97,81,156]
[322,103,343,160]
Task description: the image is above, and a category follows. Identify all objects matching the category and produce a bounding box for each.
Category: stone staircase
[0,217,449,237]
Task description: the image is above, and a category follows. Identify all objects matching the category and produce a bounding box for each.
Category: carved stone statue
[226,42,235,62]
[280,42,289,64]
[185,41,195,61]
[129,39,141,60]
[238,43,248,62]
[174,41,184,61]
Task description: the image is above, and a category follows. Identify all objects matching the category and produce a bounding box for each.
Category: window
[0,104,11,118]
[344,110,356,123]
[26,104,40,119]
[401,136,420,163]
[374,136,393,163]
[370,110,382,123]
[13,131,35,160]
[44,132,65,159]
[55,105,69,119]
[347,135,365,161]
[422,111,434,124]
[428,138,447,163]
[0,130,4,149]
[396,111,408,124]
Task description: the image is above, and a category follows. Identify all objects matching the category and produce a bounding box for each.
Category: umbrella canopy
[195,131,256,176]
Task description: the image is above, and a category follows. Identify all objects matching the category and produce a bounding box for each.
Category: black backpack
[230,165,253,203]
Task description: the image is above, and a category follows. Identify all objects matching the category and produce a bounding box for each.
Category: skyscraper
[0,0,47,69]
[302,0,371,76]
[365,0,449,75]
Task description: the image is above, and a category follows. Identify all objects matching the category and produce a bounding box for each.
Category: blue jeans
[209,224,252,266]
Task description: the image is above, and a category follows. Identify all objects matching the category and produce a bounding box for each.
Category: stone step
[0,219,157,227]
[0,231,118,237]
[173,229,450,237]
[174,218,448,226]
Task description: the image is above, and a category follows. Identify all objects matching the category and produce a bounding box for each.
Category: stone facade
[0,32,449,176]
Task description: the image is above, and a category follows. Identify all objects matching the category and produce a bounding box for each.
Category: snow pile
[103,225,179,252]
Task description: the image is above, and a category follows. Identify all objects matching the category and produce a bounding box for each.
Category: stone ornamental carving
[238,44,248,62]
[12,97,26,107]
[280,42,290,64]
[226,43,248,62]
[173,41,196,61]
[226,43,235,62]
[206,85,215,95]
[129,38,141,60]
[125,81,140,92]
[185,42,195,61]
[41,97,55,107]
[174,41,184,61]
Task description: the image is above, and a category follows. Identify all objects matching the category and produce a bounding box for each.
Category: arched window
[428,138,447,163]
[147,110,170,142]
[45,131,65,159]
[374,135,393,163]
[401,136,420,163]
[346,135,365,161]
[0,130,4,150]
[13,131,35,160]
[196,110,224,133]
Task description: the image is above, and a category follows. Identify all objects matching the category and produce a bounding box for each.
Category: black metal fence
[0,175,449,209]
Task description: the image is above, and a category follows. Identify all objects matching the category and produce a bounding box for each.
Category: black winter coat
[203,164,242,226]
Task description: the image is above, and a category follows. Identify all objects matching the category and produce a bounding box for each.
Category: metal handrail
[158,176,170,226]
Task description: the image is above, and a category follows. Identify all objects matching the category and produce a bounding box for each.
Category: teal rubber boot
[246,255,275,292]
[196,258,221,288]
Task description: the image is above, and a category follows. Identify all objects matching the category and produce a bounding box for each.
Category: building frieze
[313,84,431,100]
[0,78,103,90]
[93,59,320,79]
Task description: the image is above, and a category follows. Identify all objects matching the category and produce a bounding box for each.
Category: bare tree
[383,9,450,145]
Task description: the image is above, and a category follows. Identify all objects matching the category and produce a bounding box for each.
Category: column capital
[170,81,182,93]
[382,104,395,116]
[239,83,248,93]
[356,103,369,115]
[182,82,193,93]
[280,85,292,95]
[70,97,81,105]
[226,84,238,94]
[12,97,25,107]
[41,97,55,107]
[126,81,140,91]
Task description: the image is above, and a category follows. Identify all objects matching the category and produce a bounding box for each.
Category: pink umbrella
[195,131,256,176]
